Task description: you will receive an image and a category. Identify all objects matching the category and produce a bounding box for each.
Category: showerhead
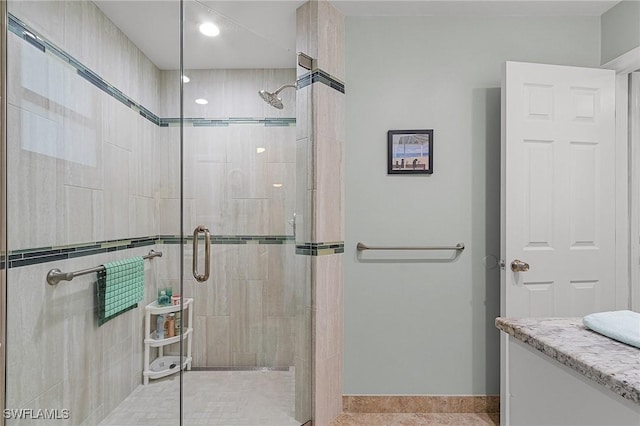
[258,83,296,109]
[259,89,284,109]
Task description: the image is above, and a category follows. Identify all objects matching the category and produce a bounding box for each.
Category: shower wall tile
[232,352,257,367]
[103,142,131,240]
[8,2,167,425]
[231,279,263,361]
[232,244,269,281]
[227,126,269,199]
[264,246,286,317]
[7,104,60,250]
[227,69,265,117]
[131,119,158,198]
[158,127,181,199]
[295,353,313,423]
[182,69,227,118]
[296,1,319,78]
[158,198,196,236]
[313,135,344,243]
[130,195,157,237]
[295,139,313,245]
[314,81,346,142]
[63,0,102,76]
[260,317,294,367]
[61,131,104,192]
[266,126,297,163]
[9,3,303,422]
[8,0,65,47]
[206,316,232,367]
[158,70,180,118]
[297,2,345,425]
[92,190,105,242]
[188,126,228,163]
[268,162,296,235]
[296,85,311,141]
[193,316,208,366]
[193,159,228,232]
[5,264,65,409]
[64,185,95,245]
[229,199,270,235]
[102,95,135,152]
[262,69,297,118]
[5,246,162,424]
[317,0,346,82]
[24,382,64,426]
[206,245,231,316]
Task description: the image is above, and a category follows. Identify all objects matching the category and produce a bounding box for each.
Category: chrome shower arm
[273,83,297,95]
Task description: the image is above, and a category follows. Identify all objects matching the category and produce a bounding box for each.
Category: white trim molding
[602,46,640,74]
[603,46,640,312]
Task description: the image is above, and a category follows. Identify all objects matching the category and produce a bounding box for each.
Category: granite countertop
[495,317,640,405]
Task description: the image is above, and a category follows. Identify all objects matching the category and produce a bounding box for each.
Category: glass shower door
[177,1,312,424]
[1,0,312,424]
[2,1,183,424]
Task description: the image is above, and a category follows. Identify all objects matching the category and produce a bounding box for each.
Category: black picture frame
[387,129,433,174]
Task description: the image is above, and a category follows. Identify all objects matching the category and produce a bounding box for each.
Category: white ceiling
[93,0,619,70]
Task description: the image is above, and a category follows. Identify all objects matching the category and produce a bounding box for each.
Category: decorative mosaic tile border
[160,117,296,128]
[1,235,295,269]
[295,242,345,256]
[159,235,294,245]
[297,69,345,94]
[2,236,157,269]
[8,13,295,128]
[342,395,500,414]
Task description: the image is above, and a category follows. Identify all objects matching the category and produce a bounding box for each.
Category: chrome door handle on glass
[193,225,211,282]
[510,259,530,272]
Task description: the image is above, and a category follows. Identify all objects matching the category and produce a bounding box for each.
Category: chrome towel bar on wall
[46,249,163,286]
[356,242,465,251]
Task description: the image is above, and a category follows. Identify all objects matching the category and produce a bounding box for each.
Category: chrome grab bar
[192,225,211,282]
[46,250,163,286]
[356,242,465,251]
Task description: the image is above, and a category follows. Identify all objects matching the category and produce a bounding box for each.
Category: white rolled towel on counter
[583,310,640,349]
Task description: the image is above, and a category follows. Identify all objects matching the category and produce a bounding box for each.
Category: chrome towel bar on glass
[356,242,465,251]
[46,249,163,286]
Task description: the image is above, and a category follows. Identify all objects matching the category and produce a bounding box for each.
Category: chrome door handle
[192,225,211,282]
[510,259,530,272]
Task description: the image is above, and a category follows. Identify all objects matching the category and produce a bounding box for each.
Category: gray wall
[344,16,601,395]
[601,1,640,65]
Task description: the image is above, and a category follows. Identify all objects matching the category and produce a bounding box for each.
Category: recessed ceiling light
[272,183,283,188]
[195,98,208,105]
[256,147,266,154]
[199,22,220,37]
[182,75,190,83]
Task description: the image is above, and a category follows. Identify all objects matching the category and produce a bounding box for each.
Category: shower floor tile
[98,369,301,426]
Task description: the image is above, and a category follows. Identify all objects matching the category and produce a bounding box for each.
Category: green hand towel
[97,257,144,325]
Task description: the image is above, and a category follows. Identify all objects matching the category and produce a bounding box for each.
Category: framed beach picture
[387,129,433,175]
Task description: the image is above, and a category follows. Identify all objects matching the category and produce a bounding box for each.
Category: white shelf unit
[143,298,193,384]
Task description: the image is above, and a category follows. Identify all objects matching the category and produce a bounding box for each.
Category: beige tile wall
[5,246,164,426]
[6,1,311,425]
[297,2,346,426]
[159,243,300,369]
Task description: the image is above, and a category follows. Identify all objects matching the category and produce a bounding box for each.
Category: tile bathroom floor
[98,369,300,426]
[330,413,500,426]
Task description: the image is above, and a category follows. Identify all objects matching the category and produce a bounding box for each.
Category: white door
[501,61,617,318]
[500,61,617,425]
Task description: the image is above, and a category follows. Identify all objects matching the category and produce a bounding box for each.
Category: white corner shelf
[144,355,193,381]
[143,298,193,384]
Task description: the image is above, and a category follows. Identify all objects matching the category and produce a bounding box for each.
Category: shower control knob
[510,259,530,272]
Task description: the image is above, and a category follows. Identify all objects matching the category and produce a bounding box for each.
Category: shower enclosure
[0,0,313,424]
